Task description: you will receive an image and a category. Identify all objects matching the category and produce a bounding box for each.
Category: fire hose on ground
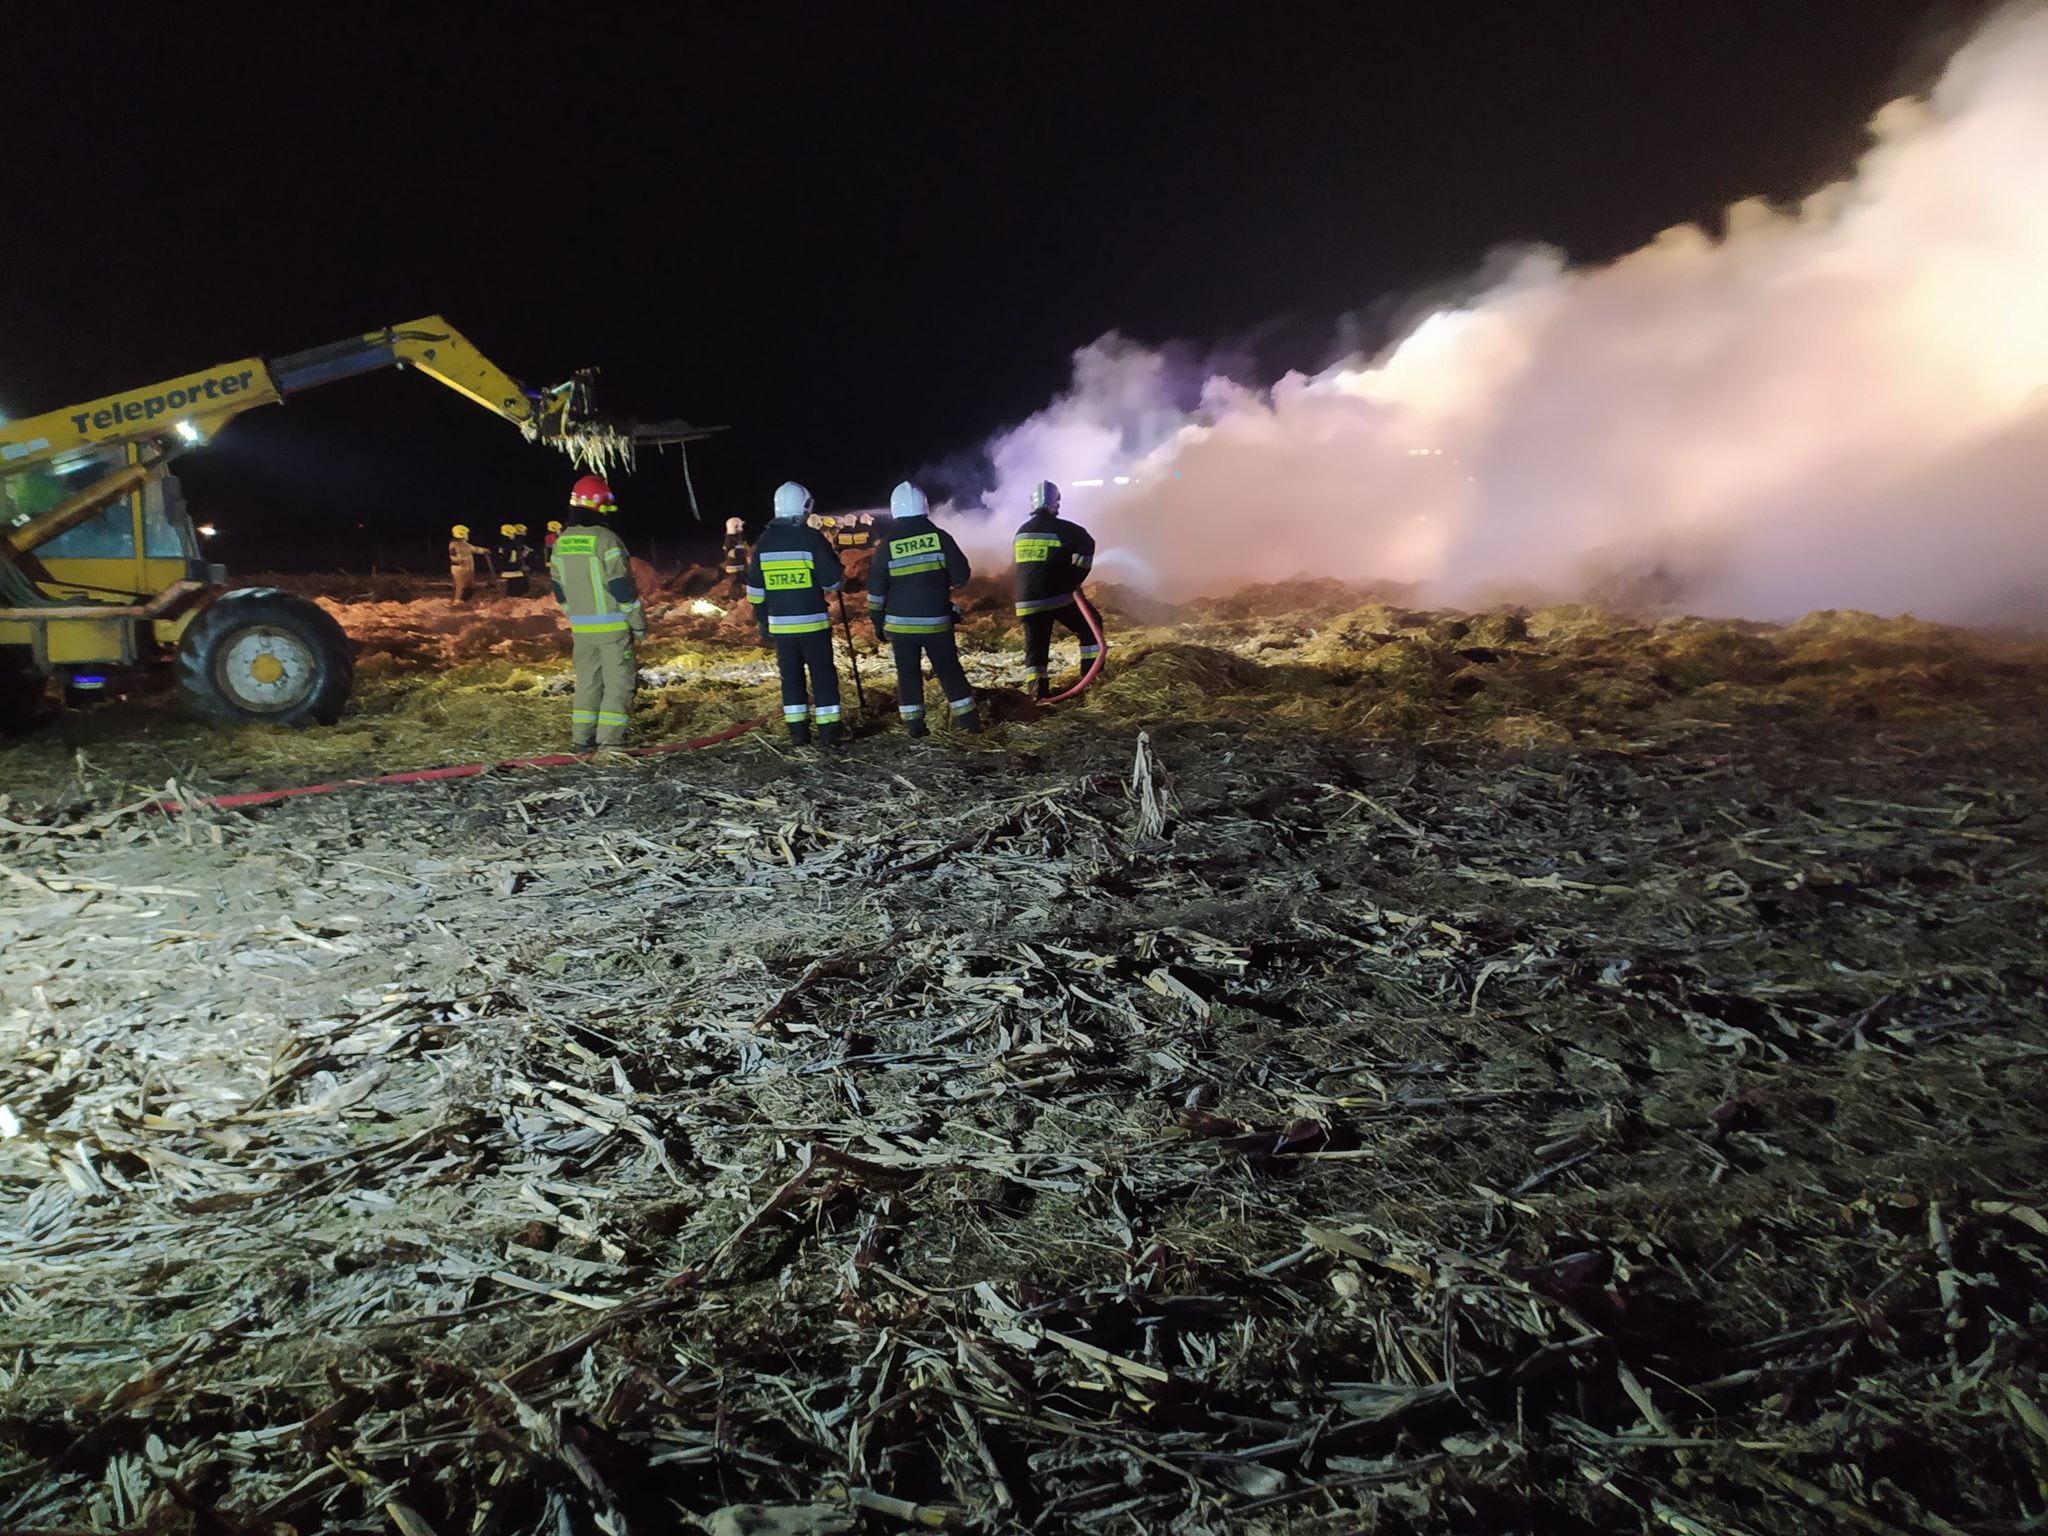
[153,593,1106,815]
[1044,590,1107,704]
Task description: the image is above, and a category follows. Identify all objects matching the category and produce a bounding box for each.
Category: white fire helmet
[1031,479,1061,513]
[772,481,814,521]
[890,482,929,520]
[725,516,744,536]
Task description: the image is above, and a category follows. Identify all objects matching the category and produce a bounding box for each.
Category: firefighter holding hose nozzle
[1012,480,1102,698]
[449,524,490,604]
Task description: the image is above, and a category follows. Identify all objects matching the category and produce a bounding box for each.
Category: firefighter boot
[788,719,812,747]
[818,720,843,751]
[1034,677,1050,701]
[904,715,929,739]
[956,709,983,735]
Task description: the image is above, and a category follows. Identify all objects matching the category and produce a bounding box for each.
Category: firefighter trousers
[571,631,637,748]
[774,630,841,730]
[891,631,975,723]
[451,567,472,603]
[1021,596,1102,682]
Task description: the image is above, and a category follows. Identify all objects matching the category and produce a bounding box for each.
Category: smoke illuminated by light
[952,4,2048,622]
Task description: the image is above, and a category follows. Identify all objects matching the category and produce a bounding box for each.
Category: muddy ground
[2,578,2046,1534]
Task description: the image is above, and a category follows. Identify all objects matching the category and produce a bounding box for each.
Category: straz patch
[891,532,942,558]
[1015,537,1058,563]
[554,534,599,555]
[762,567,812,590]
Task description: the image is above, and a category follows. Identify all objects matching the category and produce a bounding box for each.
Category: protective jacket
[721,533,749,576]
[868,514,971,634]
[746,523,844,635]
[550,521,646,638]
[1012,510,1095,615]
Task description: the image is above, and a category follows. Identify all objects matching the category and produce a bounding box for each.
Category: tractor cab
[1,445,220,607]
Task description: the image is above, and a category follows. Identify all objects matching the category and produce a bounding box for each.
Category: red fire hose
[155,715,772,814]
[1043,591,1107,705]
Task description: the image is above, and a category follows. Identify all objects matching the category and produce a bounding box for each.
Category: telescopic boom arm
[0,316,719,556]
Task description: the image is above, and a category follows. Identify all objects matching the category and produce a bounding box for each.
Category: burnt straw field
[3,578,2046,1535]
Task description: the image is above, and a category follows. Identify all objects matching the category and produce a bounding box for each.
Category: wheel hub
[215,626,316,713]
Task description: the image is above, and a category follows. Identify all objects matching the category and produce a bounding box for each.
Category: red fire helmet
[568,475,617,511]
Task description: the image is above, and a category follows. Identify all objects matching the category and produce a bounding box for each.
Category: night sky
[4,1,1987,573]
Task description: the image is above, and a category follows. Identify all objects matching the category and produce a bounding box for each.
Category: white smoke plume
[951,4,2048,622]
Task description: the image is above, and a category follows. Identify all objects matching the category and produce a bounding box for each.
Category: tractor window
[142,475,195,557]
[3,453,138,557]
[36,500,138,558]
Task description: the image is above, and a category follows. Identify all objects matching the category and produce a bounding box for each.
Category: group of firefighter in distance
[449,478,1102,752]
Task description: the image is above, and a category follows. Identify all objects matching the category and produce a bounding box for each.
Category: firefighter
[747,482,846,748]
[869,482,979,736]
[835,514,870,553]
[1012,480,1102,699]
[448,523,490,603]
[721,516,749,594]
[497,523,531,598]
[515,524,539,578]
[549,475,646,750]
[544,520,564,558]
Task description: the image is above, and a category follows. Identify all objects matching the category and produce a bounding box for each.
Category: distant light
[1073,478,1105,487]
[175,421,201,444]
[1111,475,1131,485]
[196,524,219,539]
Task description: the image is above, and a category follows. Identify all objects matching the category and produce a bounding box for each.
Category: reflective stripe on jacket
[746,523,844,634]
[550,520,644,635]
[1012,511,1096,616]
[868,514,970,630]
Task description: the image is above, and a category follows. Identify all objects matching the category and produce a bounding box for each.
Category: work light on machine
[175,420,202,444]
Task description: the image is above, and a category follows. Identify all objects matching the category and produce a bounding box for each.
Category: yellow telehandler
[0,318,710,727]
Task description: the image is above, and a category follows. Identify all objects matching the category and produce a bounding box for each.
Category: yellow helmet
[515,523,529,535]
[499,523,516,537]
[547,520,563,533]
[452,524,470,538]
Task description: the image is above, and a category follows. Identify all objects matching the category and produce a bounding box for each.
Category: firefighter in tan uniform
[548,475,646,750]
[448,524,490,603]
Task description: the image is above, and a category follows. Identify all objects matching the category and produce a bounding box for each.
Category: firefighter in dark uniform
[721,516,750,595]
[747,481,846,748]
[497,523,531,598]
[1012,480,1102,698]
[868,481,979,737]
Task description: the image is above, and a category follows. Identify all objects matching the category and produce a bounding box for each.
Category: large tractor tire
[0,646,50,733]
[176,588,354,727]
